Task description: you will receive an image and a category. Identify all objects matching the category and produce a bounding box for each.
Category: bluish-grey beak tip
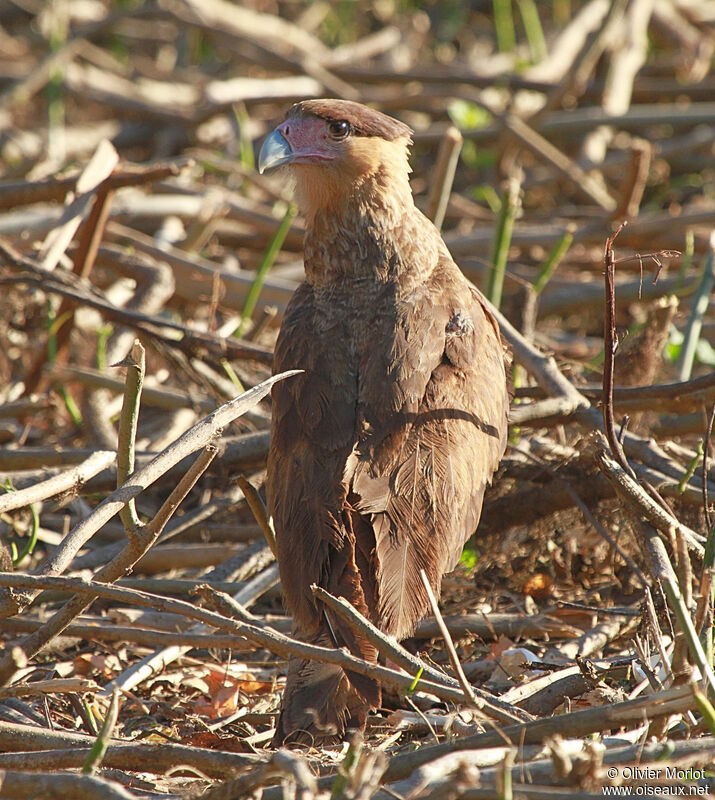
[258,130,293,174]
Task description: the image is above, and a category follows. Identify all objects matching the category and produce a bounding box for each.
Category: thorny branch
[602,222,635,479]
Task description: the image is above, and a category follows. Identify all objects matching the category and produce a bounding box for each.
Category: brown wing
[267,281,380,743]
[349,250,509,639]
[267,282,364,632]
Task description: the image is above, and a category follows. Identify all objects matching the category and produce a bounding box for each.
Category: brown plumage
[259,99,509,745]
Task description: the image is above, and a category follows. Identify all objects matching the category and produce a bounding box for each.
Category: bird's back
[268,212,508,642]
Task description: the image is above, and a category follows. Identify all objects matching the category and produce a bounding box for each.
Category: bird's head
[258,99,413,222]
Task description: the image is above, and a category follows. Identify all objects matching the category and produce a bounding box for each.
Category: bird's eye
[328,120,351,140]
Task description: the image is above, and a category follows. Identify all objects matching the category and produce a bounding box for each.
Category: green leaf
[447,100,492,131]
[460,543,478,570]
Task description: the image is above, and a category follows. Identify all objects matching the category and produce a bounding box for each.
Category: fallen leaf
[488,635,515,660]
[523,572,553,599]
[73,653,121,679]
[194,682,239,718]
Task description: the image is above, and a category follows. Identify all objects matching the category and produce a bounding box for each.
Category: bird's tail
[273,627,381,746]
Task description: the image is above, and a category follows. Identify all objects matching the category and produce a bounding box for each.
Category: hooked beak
[258,129,293,174]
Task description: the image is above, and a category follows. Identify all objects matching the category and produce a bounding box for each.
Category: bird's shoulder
[360,245,508,417]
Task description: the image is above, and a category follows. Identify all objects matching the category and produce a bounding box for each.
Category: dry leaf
[194,682,240,718]
[523,572,553,599]
[488,635,515,660]
[73,653,121,679]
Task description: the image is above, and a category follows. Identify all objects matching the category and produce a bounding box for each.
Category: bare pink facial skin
[276,115,341,164]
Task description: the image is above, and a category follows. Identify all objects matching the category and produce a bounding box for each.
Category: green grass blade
[488,175,521,309]
[517,0,547,63]
[678,440,703,494]
[234,103,255,172]
[407,666,424,695]
[46,300,82,425]
[677,242,714,381]
[493,0,516,52]
[83,689,120,774]
[12,503,39,567]
[533,230,573,295]
[238,204,296,337]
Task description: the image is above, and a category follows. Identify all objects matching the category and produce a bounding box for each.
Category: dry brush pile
[0,1,714,798]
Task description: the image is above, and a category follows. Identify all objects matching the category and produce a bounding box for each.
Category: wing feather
[351,253,509,638]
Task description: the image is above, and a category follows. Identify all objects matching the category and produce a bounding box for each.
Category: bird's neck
[300,166,422,286]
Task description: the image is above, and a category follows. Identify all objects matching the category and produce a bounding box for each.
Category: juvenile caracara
[259,99,509,745]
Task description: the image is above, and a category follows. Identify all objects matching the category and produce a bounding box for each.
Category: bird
[258,99,509,746]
